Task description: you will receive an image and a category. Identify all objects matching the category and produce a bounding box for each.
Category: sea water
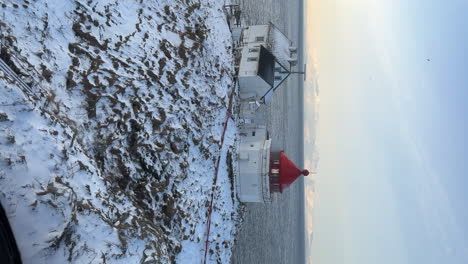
[231,0,305,263]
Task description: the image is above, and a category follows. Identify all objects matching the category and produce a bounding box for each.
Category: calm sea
[231,0,305,263]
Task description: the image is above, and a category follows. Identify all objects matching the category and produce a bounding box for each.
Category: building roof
[257,45,275,87]
[267,22,293,70]
[279,151,309,192]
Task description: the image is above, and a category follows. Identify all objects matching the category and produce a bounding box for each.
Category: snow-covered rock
[0,0,240,263]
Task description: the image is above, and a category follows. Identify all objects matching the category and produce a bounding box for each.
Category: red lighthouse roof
[278,152,309,191]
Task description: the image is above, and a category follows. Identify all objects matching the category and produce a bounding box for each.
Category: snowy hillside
[0,0,240,263]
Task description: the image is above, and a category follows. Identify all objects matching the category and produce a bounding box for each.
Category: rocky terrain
[0,0,240,263]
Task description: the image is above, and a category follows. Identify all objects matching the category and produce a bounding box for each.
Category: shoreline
[298,0,306,262]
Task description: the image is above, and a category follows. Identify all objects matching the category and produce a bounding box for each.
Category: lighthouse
[236,137,309,203]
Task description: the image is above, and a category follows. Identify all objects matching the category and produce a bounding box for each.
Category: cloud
[304,126,312,144]
[305,88,314,105]
[304,159,312,170]
[305,183,315,240]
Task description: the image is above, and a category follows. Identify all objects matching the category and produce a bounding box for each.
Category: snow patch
[0,0,241,263]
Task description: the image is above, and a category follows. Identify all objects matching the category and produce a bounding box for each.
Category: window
[271,184,280,192]
[249,47,259,53]
[247,57,257,62]
[255,36,265,42]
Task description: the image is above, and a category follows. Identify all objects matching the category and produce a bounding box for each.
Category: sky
[304,0,468,263]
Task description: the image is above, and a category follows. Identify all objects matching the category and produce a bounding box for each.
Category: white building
[237,45,276,101]
[237,124,272,203]
[241,23,296,68]
[236,23,296,102]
